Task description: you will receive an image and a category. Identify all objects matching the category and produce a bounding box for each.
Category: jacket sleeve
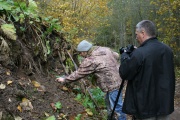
[119,50,143,80]
[65,58,96,81]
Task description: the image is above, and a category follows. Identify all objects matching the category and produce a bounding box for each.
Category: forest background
[0,0,180,120]
[37,0,180,65]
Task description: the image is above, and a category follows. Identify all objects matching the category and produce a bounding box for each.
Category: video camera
[119,44,135,54]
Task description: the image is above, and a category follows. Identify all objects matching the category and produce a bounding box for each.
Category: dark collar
[140,37,157,47]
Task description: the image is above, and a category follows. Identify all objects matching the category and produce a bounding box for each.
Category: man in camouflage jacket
[56,40,126,120]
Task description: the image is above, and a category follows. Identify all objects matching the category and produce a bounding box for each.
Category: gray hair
[136,20,156,37]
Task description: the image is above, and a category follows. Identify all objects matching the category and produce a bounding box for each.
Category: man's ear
[141,30,145,35]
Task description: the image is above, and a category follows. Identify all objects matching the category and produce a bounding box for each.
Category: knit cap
[77,40,92,52]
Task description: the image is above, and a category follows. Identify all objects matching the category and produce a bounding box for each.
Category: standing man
[119,20,175,120]
[56,40,126,120]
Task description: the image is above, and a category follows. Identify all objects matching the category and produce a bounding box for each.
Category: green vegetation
[75,114,82,120]
[54,101,62,113]
[75,87,106,119]
[90,87,105,107]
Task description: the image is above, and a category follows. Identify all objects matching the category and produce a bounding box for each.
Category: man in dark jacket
[119,20,175,120]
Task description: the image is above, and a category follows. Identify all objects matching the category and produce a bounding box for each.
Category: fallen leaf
[7,80,13,85]
[22,98,28,102]
[50,103,57,111]
[62,86,68,91]
[58,113,67,119]
[20,98,33,111]
[44,112,50,117]
[14,116,22,120]
[0,84,6,89]
[8,98,12,102]
[32,81,41,87]
[61,113,67,118]
[17,105,22,112]
[85,109,93,116]
[6,71,11,75]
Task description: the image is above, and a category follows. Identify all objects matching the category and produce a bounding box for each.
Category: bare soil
[0,65,87,120]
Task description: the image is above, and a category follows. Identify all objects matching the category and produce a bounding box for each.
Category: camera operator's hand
[120,47,126,54]
[119,44,136,54]
[120,45,137,63]
[126,44,135,54]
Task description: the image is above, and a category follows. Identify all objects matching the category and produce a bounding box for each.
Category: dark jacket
[119,37,175,119]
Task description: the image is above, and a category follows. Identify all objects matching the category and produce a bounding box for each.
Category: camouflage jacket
[65,46,122,92]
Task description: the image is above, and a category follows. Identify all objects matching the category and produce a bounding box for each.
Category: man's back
[121,37,175,119]
[87,46,121,92]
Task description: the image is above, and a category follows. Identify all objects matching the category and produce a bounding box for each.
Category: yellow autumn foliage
[37,0,111,45]
[151,0,180,51]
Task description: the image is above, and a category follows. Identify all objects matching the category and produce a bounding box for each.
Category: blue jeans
[105,89,126,120]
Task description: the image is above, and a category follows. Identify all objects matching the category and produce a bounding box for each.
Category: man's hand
[56,77,65,83]
[119,44,136,54]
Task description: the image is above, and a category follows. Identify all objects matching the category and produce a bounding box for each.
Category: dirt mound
[0,65,85,120]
